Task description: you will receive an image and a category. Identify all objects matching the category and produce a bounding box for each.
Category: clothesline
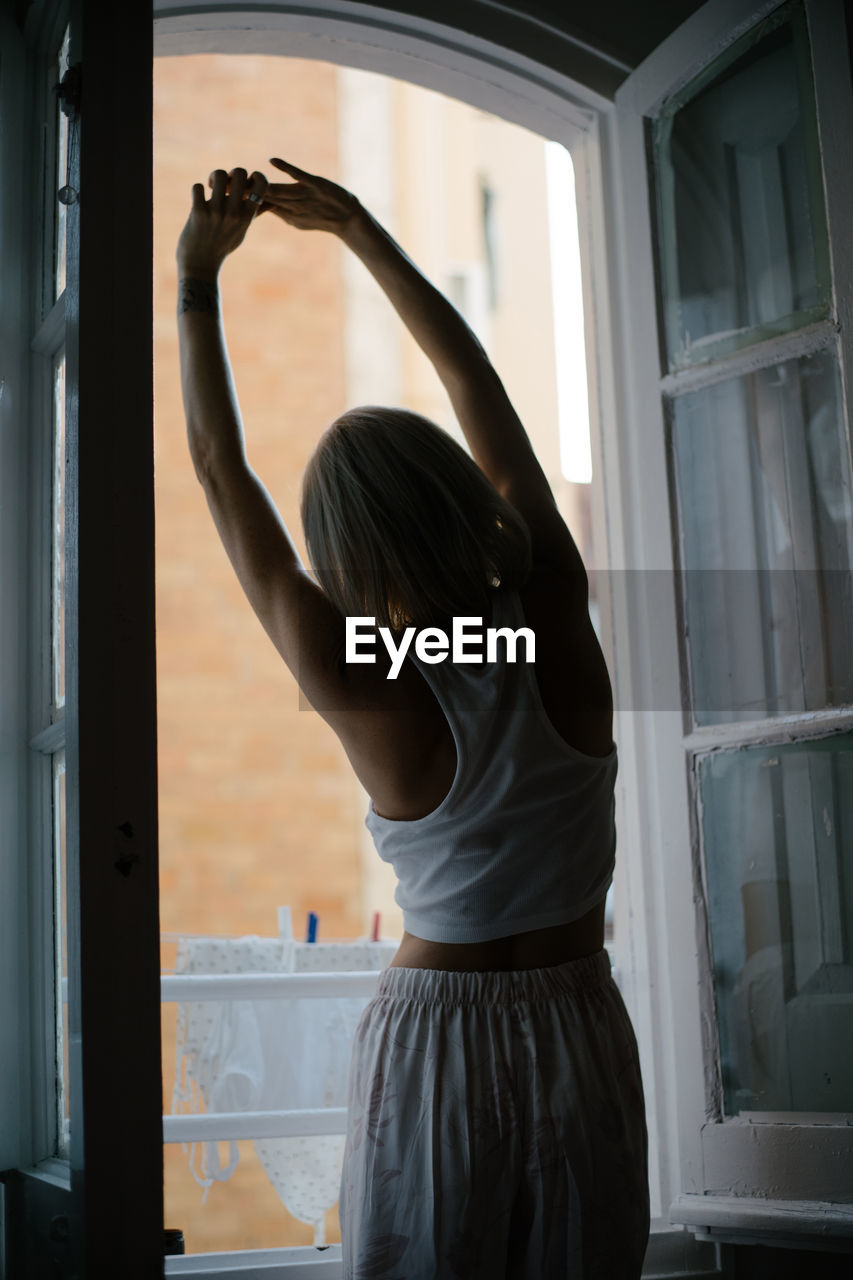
[161,932,398,942]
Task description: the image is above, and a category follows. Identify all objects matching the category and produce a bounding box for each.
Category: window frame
[29,210,71,1176]
[9,0,852,1272]
[609,0,853,1243]
[0,0,70,1180]
[63,0,164,1272]
[1,1,164,1276]
[152,5,688,1271]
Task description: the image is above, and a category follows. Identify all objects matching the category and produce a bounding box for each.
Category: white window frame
[608,0,853,1247]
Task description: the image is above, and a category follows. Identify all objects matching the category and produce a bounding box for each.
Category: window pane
[53,350,65,710]
[699,735,853,1114]
[670,349,853,724]
[654,7,830,368]
[55,24,70,300]
[53,749,69,1155]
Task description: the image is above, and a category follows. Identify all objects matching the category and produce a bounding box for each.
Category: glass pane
[53,350,66,710]
[699,735,853,1114]
[654,6,830,368]
[670,348,853,724]
[55,24,70,300]
[53,750,69,1155]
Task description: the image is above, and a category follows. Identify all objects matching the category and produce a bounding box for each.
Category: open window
[153,51,611,1262]
[5,1,853,1275]
[610,0,853,1247]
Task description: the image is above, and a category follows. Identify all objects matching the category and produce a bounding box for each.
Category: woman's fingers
[208,168,228,212]
[203,167,269,216]
[270,157,314,183]
[179,166,269,271]
[225,167,248,214]
[246,170,268,210]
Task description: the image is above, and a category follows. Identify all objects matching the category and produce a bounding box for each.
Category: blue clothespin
[306,911,318,943]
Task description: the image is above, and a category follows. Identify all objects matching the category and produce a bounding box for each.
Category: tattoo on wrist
[178,277,219,316]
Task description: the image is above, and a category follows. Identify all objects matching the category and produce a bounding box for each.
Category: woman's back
[337,566,614,973]
[359,566,612,825]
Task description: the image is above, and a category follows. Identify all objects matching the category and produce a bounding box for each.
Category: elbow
[186,429,244,489]
[187,434,215,486]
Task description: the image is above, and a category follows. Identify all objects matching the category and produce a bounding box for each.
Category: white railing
[161,968,382,1143]
[163,1108,349,1143]
[161,971,381,1002]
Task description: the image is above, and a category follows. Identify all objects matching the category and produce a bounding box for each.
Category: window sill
[25,1158,70,1190]
[162,1234,724,1280]
[671,1195,853,1252]
[164,1245,342,1277]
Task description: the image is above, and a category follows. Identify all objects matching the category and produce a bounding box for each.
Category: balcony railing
[160,968,384,1143]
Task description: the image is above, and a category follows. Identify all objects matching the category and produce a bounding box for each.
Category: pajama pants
[339,949,649,1279]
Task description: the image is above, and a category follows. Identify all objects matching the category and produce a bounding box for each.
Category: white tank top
[365,586,617,943]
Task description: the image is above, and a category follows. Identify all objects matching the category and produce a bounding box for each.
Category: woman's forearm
[337,203,532,489]
[177,274,247,477]
[339,205,494,388]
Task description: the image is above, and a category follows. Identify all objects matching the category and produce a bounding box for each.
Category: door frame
[151,0,673,1242]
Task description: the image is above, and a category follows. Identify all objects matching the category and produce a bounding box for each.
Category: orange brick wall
[155,54,366,946]
[154,54,362,1251]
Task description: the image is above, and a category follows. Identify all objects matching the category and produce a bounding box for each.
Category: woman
[177,161,649,1277]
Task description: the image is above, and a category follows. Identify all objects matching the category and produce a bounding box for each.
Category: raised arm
[175,167,356,716]
[261,160,585,579]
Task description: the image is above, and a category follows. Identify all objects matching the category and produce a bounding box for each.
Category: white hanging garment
[172,922,397,1245]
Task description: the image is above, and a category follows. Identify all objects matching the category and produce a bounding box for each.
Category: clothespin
[278,906,293,942]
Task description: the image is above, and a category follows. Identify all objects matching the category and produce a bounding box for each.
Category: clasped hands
[176,158,361,278]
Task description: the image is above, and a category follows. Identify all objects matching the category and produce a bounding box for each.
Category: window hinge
[54,63,81,119]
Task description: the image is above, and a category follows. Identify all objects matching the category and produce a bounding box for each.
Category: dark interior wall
[361,0,708,79]
[529,0,711,65]
[721,1242,853,1277]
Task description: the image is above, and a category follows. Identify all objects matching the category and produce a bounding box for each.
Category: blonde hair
[301,406,531,629]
